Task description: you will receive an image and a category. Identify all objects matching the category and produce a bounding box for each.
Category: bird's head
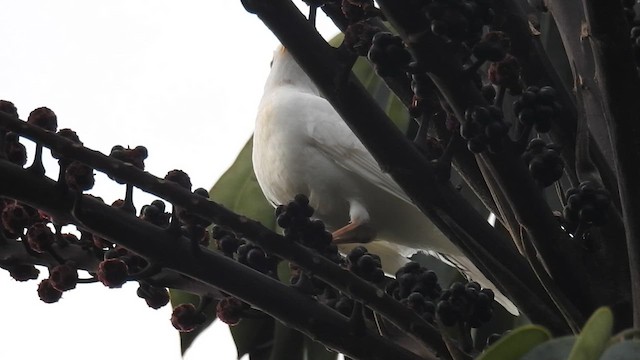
[264,45,320,95]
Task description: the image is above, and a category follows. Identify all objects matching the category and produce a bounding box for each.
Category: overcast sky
[0,2,337,359]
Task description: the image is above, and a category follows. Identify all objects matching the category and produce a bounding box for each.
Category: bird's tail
[339,242,519,315]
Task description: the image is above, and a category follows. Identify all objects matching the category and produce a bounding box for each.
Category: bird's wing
[304,95,413,205]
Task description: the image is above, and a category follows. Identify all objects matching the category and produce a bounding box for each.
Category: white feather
[252,46,518,315]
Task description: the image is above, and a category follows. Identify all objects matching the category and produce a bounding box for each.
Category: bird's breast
[252,91,354,229]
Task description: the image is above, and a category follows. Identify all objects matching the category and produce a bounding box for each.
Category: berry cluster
[140,200,171,227]
[213,226,242,257]
[110,145,148,169]
[512,86,561,133]
[346,246,385,283]
[461,106,508,153]
[0,101,219,331]
[237,242,277,275]
[276,194,340,263]
[522,139,564,187]
[424,0,495,45]
[563,181,611,227]
[367,32,412,77]
[108,145,148,183]
[212,225,276,275]
[436,281,494,328]
[386,262,442,323]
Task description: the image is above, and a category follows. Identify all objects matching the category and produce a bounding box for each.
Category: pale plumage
[252,46,516,314]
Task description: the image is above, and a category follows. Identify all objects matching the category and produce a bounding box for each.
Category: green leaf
[210,137,276,228]
[350,54,409,133]
[600,340,640,360]
[385,93,410,132]
[231,316,276,359]
[268,322,304,360]
[521,336,576,360]
[568,307,614,360]
[476,325,552,360]
[329,31,410,133]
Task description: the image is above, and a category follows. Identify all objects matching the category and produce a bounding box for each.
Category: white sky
[0,1,338,359]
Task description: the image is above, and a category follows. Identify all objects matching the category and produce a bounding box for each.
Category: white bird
[252,45,517,315]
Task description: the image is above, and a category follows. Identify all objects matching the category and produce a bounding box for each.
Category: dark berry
[216,297,246,326]
[137,283,170,309]
[171,303,206,332]
[97,259,129,288]
[0,100,18,118]
[2,202,32,234]
[467,137,486,153]
[6,264,40,281]
[481,84,497,103]
[27,107,57,132]
[38,279,63,303]
[65,161,95,191]
[165,170,192,190]
[5,138,27,166]
[26,222,55,253]
[194,188,209,198]
[49,263,78,291]
[52,129,82,159]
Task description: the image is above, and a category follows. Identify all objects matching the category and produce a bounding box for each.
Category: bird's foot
[332,222,377,244]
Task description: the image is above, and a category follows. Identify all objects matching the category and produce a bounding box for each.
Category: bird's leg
[333,201,377,244]
[332,221,377,244]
